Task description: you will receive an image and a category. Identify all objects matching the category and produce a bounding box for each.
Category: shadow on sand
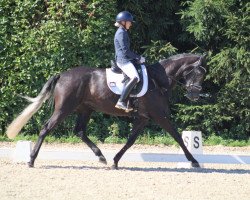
[41,164,250,175]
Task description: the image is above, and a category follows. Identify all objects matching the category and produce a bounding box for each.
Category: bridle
[169,62,206,92]
[184,65,207,92]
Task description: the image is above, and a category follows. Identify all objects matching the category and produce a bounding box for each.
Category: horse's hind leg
[28,110,68,167]
[75,110,107,164]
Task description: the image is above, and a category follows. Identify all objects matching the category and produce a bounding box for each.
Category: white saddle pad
[106,65,148,97]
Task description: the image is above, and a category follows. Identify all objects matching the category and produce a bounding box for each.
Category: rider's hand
[140,56,146,63]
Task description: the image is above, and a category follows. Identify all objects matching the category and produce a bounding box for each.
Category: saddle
[106,60,148,97]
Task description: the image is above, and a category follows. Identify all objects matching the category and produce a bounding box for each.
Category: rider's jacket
[114,27,140,64]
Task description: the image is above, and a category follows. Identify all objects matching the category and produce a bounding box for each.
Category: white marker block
[13,141,32,163]
[177,131,204,168]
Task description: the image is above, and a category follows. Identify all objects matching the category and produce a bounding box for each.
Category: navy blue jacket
[114,27,140,64]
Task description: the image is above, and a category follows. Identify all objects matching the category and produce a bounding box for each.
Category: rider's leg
[115,77,138,112]
[115,62,140,112]
[117,61,140,82]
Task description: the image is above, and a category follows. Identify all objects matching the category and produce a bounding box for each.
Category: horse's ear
[201,53,207,68]
[202,53,207,59]
[192,56,202,67]
[197,54,207,73]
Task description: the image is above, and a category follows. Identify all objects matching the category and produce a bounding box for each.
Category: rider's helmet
[116,11,134,22]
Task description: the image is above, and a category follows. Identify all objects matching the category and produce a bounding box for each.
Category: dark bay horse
[7,53,207,169]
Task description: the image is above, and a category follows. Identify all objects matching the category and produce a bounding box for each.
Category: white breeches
[117,61,140,82]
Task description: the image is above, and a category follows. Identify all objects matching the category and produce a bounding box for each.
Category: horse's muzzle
[185,92,200,101]
[185,84,202,101]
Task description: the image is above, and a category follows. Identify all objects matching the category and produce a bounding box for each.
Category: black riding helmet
[116,11,134,22]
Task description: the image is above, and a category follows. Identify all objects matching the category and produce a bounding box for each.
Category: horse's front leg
[151,111,200,167]
[111,117,149,169]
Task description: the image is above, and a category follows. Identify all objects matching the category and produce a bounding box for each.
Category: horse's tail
[6,74,60,139]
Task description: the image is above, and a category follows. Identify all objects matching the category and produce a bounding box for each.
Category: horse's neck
[148,59,186,90]
[165,62,184,79]
[161,54,201,88]
[162,60,187,90]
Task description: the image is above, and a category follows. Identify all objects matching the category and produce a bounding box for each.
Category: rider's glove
[140,56,146,63]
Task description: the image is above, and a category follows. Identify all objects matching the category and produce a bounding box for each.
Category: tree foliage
[179,0,249,139]
[0,0,249,141]
[0,0,117,134]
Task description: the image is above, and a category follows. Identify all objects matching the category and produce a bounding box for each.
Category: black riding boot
[115,77,138,112]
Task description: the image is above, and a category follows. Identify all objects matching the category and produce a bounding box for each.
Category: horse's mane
[166,53,197,60]
[159,53,200,64]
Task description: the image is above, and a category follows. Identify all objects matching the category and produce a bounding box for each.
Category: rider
[114,11,145,112]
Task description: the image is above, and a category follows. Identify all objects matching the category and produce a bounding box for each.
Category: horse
[6,53,207,169]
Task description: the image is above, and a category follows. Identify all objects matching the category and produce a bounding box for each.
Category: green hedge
[0,0,249,142]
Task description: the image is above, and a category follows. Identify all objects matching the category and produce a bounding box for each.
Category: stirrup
[125,107,133,113]
[115,101,133,112]
[125,101,133,112]
[115,101,127,110]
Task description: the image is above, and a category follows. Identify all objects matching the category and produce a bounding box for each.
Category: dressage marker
[177,131,204,168]
[13,140,32,163]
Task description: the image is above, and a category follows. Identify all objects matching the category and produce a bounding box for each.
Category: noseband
[185,65,206,92]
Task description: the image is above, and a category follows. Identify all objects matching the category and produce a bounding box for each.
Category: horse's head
[182,56,207,101]
[147,54,207,101]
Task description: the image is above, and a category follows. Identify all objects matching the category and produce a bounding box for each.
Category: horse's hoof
[191,162,200,168]
[110,164,118,170]
[99,156,107,165]
[28,162,34,168]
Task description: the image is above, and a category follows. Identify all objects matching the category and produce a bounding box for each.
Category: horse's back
[58,66,105,84]
[60,66,96,78]
[54,66,111,106]
[54,67,98,99]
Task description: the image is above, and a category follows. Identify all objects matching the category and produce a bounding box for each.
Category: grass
[204,134,250,147]
[0,133,249,147]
